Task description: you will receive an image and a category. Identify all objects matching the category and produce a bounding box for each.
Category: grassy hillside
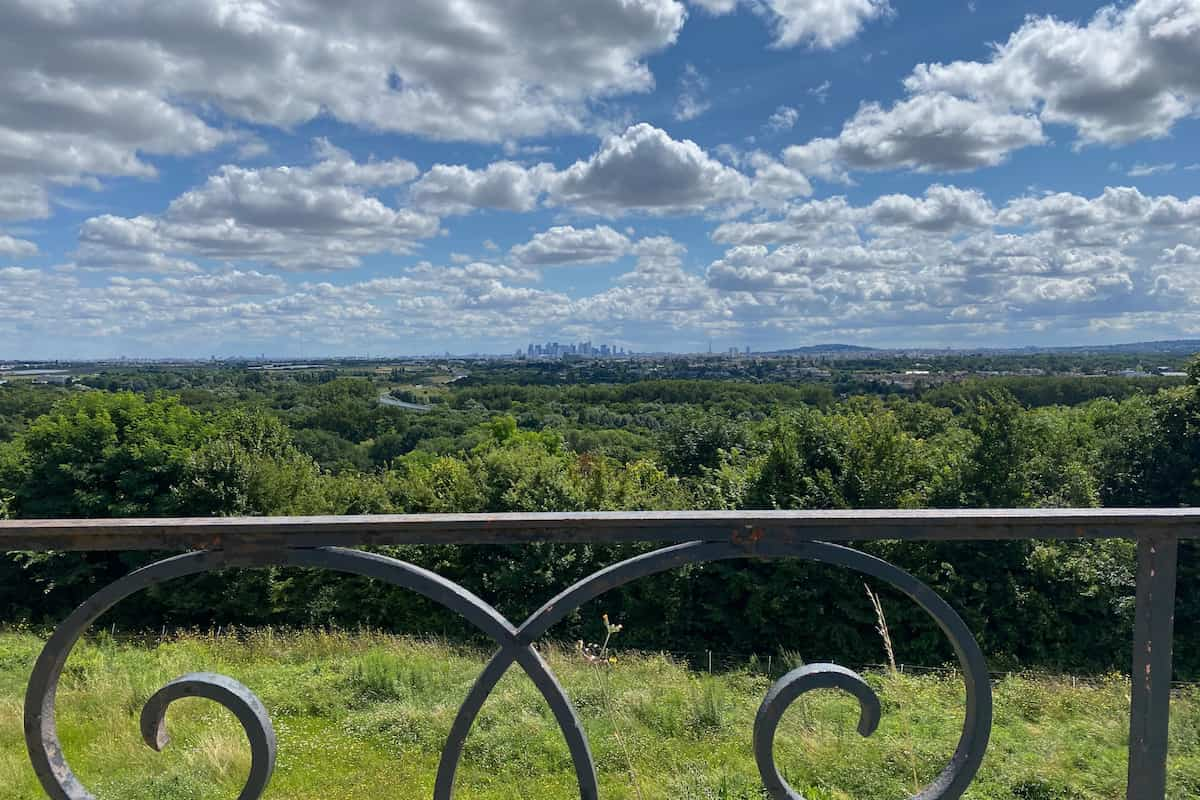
[1,630,1198,799]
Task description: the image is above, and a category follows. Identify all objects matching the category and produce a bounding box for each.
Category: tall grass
[0,630,1198,799]
[866,583,919,793]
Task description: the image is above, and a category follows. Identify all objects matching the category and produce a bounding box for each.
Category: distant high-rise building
[517,338,633,359]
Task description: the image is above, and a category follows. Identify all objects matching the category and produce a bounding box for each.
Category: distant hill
[1034,339,1200,355]
[760,340,1200,357]
[764,343,880,355]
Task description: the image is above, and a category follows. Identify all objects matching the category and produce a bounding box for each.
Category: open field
[2,630,1199,799]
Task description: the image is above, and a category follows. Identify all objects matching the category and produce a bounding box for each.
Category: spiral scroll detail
[139,673,276,800]
[24,548,597,800]
[435,540,992,800]
[26,541,992,800]
[753,663,882,800]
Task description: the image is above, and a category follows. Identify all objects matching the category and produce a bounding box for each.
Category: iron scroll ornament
[25,541,993,800]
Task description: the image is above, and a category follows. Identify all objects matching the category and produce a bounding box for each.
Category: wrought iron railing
[1,509,1194,800]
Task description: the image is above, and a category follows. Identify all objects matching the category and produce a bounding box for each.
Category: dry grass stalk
[866,582,919,793]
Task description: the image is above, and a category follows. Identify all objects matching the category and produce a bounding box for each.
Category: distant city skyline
[2,1,1199,359]
[6,337,1200,366]
[523,340,630,359]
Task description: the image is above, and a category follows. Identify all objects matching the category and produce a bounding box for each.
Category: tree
[173,409,329,516]
[5,392,209,518]
[838,399,931,508]
[745,409,848,509]
[293,428,370,472]
[1021,406,1100,508]
[0,393,211,620]
[962,389,1030,508]
[1086,396,1159,507]
[659,410,743,478]
[388,453,484,513]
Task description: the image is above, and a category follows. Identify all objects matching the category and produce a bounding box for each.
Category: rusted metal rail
[2,509,1194,800]
[3,507,1200,550]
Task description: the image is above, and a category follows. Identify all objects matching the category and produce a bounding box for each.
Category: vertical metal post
[1127,533,1178,800]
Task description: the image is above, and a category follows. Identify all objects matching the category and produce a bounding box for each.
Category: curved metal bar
[26,541,990,800]
[286,548,600,800]
[25,550,223,800]
[435,540,991,800]
[754,540,992,800]
[433,543,725,800]
[140,673,276,800]
[25,547,599,800]
[753,663,881,800]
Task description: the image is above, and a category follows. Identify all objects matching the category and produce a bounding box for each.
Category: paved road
[378,393,433,412]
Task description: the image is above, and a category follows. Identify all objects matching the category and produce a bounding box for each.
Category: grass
[1,629,1199,799]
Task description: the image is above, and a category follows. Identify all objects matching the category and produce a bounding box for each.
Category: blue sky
[1,0,1198,358]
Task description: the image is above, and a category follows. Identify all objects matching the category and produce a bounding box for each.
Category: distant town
[4,338,1200,370]
[521,341,630,359]
[2,339,1198,394]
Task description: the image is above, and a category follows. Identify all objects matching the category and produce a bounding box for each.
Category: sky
[1,0,1199,359]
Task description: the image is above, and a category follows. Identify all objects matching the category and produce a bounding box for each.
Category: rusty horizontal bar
[1,508,1199,551]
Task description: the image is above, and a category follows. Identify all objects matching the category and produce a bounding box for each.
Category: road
[378,393,433,412]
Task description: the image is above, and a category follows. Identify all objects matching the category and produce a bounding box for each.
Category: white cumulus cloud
[0,234,38,258]
[0,0,687,217]
[784,0,1200,182]
[511,225,633,266]
[78,142,439,272]
[694,0,891,49]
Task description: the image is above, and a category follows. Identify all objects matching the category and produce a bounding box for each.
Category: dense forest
[2,361,1199,677]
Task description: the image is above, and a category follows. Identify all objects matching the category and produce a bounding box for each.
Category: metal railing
[1,508,1194,800]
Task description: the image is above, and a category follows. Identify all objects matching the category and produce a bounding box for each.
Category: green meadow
[2,630,1199,799]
